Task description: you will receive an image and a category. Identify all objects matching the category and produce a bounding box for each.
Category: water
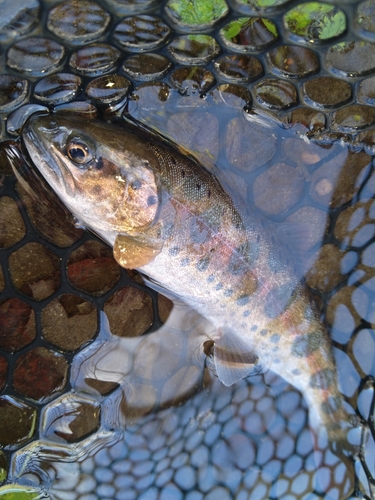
[0,0,375,498]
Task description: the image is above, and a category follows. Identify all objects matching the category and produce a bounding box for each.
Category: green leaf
[257,0,284,6]
[0,485,42,500]
[168,0,228,25]
[239,0,286,7]
[318,11,346,39]
[284,2,345,40]
[187,34,212,44]
[222,18,250,40]
[263,18,278,37]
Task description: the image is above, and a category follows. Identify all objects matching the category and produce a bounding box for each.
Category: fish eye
[66,139,93,166]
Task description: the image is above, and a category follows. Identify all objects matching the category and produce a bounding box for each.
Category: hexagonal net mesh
[0,0,375,499]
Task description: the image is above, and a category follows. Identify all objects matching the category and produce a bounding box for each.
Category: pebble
[325,41,375,77]
[303,77,351,109]
[220,17,278,52]
[168,35,220,64]
[267,45,319,78]
[174,465,196,490]
[7,37,66,76]
[0,75,29,112]
[113,15,170,51]
[122,53,172,81]
[253,78,298,109]
[252,162,305,215]
[47,0,111,45]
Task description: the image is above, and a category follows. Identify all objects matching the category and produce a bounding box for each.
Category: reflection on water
[0,0,374,499]
[2,85,374,500]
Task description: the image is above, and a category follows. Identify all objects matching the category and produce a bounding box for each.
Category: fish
[21,112,355,450]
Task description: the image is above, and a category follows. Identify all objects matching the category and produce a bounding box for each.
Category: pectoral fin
[214,329,259,387]
[114,234,162,269]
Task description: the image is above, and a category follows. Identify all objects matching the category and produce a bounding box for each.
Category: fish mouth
[22,114,76,198]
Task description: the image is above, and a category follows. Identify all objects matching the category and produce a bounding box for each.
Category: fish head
[22,113,160,239]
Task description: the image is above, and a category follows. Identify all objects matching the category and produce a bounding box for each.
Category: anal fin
[214,328,259,387]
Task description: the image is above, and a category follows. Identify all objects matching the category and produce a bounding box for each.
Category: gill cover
[22,113,163,239]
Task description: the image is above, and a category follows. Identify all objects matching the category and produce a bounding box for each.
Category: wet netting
[0,0,375,499]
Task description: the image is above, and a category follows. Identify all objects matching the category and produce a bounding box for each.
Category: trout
[22,113,353,448]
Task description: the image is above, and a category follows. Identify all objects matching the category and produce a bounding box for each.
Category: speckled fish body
[22,113,351,445]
